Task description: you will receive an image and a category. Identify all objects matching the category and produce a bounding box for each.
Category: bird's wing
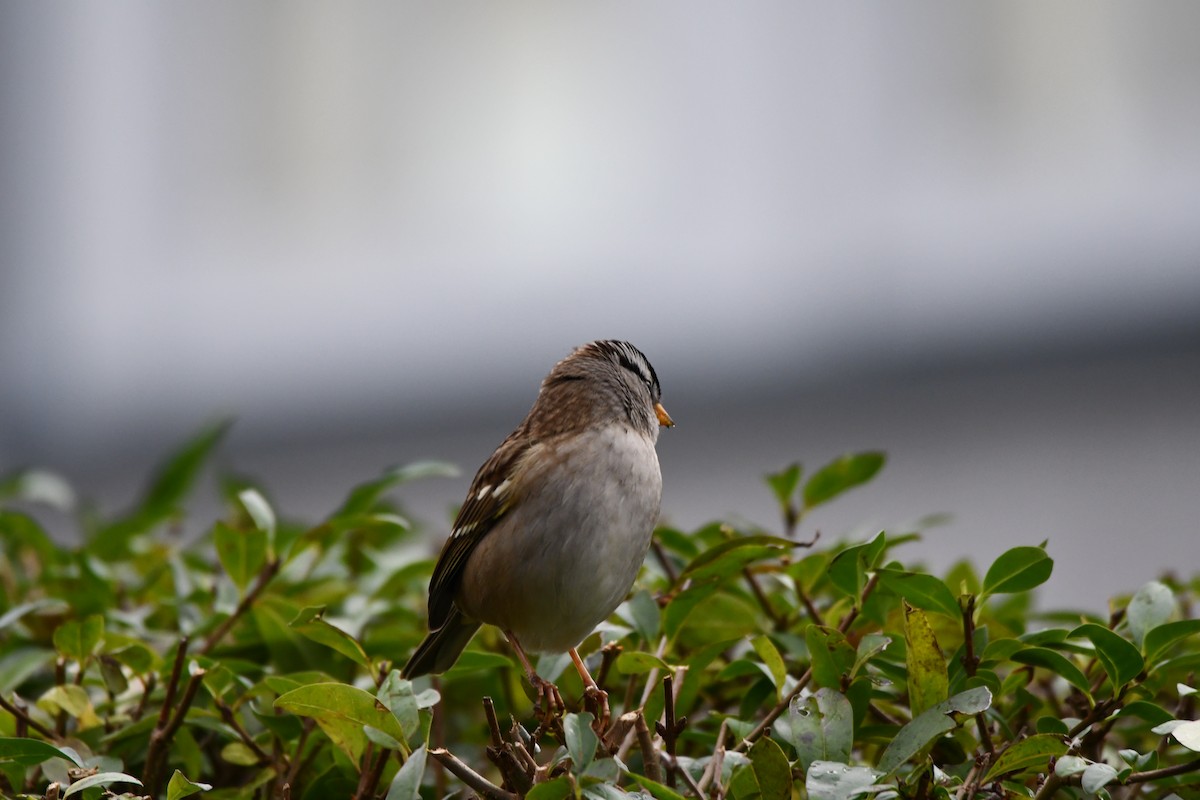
[425,431,534,630]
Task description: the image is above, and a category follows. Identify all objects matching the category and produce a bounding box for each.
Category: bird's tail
[401,607,481,679]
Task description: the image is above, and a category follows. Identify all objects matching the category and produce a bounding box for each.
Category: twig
[615,634,672,762]
[483,697,504,748]
[661,752,707,799]
[0,694,56,739]
[352,744,391,800]
[1123,755,1200,784]
[743,568,786,630]
[652,539,679,586]
[596,643,622,695]
[635,711,663,783]
[215,698,274,766]
[735,666,813,753]
[144,639,205,796]
[200,556,281,655]
[53,658,67,737]
[429,747,519,800]
[960,595,995,756]
[131,673,155,722]
[432,677,446,799]
[697,719,728,795]
[655,675,686,788]
[282,719,317,793]
[795,582,824,627]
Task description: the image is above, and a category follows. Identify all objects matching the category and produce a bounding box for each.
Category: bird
[402,340,673,721]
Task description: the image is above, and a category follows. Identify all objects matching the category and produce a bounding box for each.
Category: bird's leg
[504,630,564,722]
[569,647,611,732]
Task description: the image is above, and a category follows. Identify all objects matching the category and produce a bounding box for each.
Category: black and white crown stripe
[588,340,662,401]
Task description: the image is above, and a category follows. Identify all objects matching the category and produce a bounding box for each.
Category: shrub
[1,424,1198,799]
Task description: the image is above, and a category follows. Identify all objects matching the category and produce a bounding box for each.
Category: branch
[654,675,686,787]
[429,747,518,800]
[635,711,663,784]
[144,638,205,796]
[743,567,786,630]
[215,698,274,767]
[200,557,281,655]
[652,539,679,586]
[0,693,56,739]
[1125,755,1200,784]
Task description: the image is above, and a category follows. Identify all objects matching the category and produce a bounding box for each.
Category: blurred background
[2,3,1198,612]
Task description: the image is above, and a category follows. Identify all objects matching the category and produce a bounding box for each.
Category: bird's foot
[529,673,565,725]
[583,684,611,733]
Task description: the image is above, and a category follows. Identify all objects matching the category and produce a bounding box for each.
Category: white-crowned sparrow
[402,340,673,715]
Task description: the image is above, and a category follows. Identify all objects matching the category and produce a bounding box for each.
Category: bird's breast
[457,425,662,652]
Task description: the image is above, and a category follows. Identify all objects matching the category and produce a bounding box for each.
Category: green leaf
[632,775,688,800]
[0,737,83,766]
[1143,619,1200,663]
[628,589,661,641]
[526,777,574,800]
[803,452,886,510]
[981,546,1053,596]
[751,635,787,700]
[445,650,517,674]
[564,712,599,776]
[851,633,893,678]
[1080,762,1119,794]
[63,771,143,797]
[0,599,70,634]
[238,487,276,534]
[787,688,853,769]
[904,604,948,717]
[1054,756,1090,777]
[377,672,420,743]
[1011,647,1092,699]
[167,769,213,800]
[981,733,1068,783]
[878,687,992,774]
[1127,581,1175,648]
[616,651,671,674]
[877,569,961,619]
[748,735,792,800]
[38,685,98,726]
[806,626,856,690]
[805,761,880,800]
[338,462,459,516]
[766,463,802,508]
[1070,624,1145,688]
[143,421,229,514]
[95,422,229,554]
[213,520,269,593]
[275,682,407,763]
[828,532,886,598]
[0,647,53,694]
[220,741,260,766]
[289,607,371,668]
[681,534,798,581]
[663,579,720,639]
[53,615,104,663]
[1118,701,1175,725]
[384,745,427,800]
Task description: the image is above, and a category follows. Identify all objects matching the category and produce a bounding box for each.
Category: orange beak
[655,402,675,428]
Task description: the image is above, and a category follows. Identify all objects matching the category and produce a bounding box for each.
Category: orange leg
[569,647,611,730]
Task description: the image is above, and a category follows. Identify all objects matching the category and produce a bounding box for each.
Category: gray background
[3,3,1198,612]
